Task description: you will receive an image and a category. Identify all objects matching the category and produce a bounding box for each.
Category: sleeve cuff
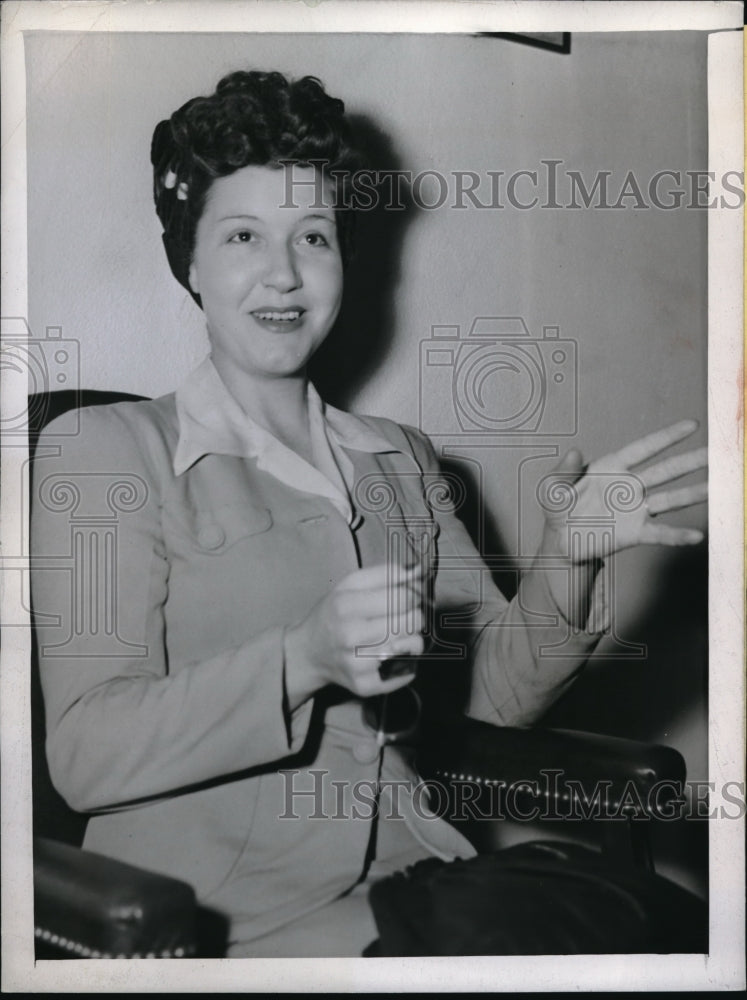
[280,628,315,753]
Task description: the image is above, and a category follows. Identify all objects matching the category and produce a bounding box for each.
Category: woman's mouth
[250,308,306,332]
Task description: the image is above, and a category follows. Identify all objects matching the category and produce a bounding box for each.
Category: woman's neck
[212,359,314,462]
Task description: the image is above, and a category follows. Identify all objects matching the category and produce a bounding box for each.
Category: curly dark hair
[151,70,362,306]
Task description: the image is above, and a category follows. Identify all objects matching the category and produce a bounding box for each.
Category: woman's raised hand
[284,563,424,708]
[540,419,708,563]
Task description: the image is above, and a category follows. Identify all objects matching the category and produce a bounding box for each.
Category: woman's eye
[229,231,254,244]
[301,232,329,247]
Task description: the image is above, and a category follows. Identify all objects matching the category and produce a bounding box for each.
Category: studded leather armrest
[417,718,686,817]
[34,837,197,959]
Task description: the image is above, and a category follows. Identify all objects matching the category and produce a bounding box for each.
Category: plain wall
[26,30,709,880]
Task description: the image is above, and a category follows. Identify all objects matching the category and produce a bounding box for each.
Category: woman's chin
[250,357,313,382]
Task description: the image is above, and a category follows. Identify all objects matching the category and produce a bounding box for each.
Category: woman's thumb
[554,448,586,481]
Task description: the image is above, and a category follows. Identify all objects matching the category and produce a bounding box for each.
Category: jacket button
[353,740,380,765]
[197,524,225,550]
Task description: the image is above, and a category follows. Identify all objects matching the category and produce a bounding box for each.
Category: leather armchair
[34,838,197,959]
[29,390,707,958]
[33,720,706,958]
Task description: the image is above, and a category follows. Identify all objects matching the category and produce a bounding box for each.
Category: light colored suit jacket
[31,370,601,945]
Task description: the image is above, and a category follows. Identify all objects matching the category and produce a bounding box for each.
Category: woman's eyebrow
[215,213,335,224]
[216,214,263,223]
[298,213,336,224]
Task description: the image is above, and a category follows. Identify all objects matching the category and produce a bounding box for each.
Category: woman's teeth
[254,311,301,321]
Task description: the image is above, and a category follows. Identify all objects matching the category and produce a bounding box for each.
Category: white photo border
[1,1,744,992]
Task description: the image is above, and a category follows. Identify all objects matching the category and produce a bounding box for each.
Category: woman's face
[188,164,344,384]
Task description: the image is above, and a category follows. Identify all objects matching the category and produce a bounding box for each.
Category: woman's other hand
[539,419,708,563]
[284,563,424,709]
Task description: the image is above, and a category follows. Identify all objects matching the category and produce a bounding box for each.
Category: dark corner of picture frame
[476,32,572,55]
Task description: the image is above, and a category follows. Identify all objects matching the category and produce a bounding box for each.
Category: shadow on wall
[541,543,708,744]
[310,113,417,407]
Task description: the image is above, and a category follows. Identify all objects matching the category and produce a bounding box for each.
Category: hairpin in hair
[176,181,189,201]
[163,169,178,190]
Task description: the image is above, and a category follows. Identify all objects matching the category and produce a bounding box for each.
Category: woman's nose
[261,244,301,292]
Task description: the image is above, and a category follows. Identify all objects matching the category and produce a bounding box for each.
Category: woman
[31,70,707,957]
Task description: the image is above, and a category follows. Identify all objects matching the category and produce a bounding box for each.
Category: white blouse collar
[173,357,406,526]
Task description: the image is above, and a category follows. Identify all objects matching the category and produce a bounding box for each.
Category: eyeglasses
[362,685,422,747]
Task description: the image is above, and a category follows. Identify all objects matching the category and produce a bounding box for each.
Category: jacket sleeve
[400,425,607,727]
[31,405,314,813]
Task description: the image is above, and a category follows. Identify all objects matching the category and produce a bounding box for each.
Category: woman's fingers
[377,671,418,696]
[347,635,422,697]
[335,562,424,625]
[639,447,708,489]
[639,521,705,546]
[341,562,420,591]
[647,482,709,516]
[353,668,417,700]
[338,581,423,624]
[295,560,427,696]
[606,419,699,470]
[348,613,425,654]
